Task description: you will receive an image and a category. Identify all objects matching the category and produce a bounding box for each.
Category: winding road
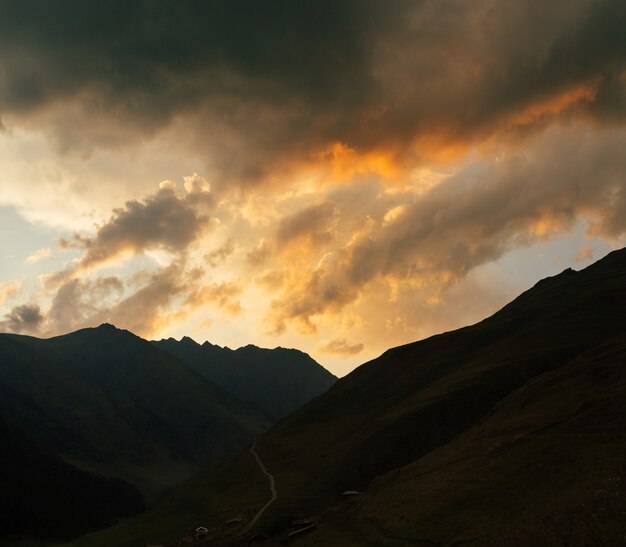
[242,442,277,533]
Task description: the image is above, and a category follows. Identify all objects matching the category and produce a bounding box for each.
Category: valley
[58,248,626,546]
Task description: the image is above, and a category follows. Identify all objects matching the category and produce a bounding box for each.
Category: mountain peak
[180,336,200,347]
[86,323,139,344]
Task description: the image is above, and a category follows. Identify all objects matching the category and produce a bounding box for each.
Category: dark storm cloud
[0,0,623,185]
[0,303,44,333]
[0,0,381,163]
[0,0,374,112]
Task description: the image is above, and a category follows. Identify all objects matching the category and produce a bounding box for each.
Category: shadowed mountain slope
[0,324,270,497]
[0,415,144,543]
[153,337,336,420]
[69,248,626,546]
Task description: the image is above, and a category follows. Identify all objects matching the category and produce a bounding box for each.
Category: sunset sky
[0,0,624,376]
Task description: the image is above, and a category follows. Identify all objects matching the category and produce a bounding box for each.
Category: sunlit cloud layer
[0,0,624,375]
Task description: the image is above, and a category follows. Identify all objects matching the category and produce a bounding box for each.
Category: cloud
[95,272,241,336]
[204,238,235,268]
[103,265,190,336]
[276,202,339,248]
[26,247,51,263]
[183,173,211,195]
[246,239,271,267]
[575,245,594,262]
[45,264,197,337]
[47,276,124,333]
[75,187,209,267]
[183,281,243,317]
[0,281,21,306]
[0,1,623,188]
[0,303,44,334]
[1,1,625,370]
[267,127,626,331]
[42,260,242,338]
[50,184,211,285]
[320,337,364,356]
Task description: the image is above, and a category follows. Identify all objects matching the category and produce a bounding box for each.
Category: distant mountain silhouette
[0,324,270,499]
[153,337,336,420]
[76,248,626,546]
[0,415,143,542]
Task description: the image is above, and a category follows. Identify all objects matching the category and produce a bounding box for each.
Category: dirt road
[242,442,277,533]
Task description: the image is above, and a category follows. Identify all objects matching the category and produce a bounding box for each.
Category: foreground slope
[0,415,143,543]
[69,249,626,546]
[301,333,626,546]
[0,324,270,497]
[154,337,336,420]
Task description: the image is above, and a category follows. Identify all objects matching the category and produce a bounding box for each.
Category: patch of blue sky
[0,206,78,283]
[479,220,614,297]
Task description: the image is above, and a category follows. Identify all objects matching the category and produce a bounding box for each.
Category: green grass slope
[0,324,270,497]
[153,337,336,420]
[66,248,626,546]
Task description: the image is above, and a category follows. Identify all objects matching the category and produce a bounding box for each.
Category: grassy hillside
[299,333,626,545]
[0,416,144,543]
[66,248,626,547]
[153,337,336,420]
[0,324,270,497]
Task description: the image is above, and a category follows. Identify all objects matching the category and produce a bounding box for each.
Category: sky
[0,0,624,376]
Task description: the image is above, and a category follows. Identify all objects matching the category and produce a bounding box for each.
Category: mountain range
[67,248,626,546]
[153,337,336,421]
[0,325,335,543]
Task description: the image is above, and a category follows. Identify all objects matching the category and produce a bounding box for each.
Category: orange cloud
[507,81,600,129]
[315,142,404,182]
[262,127,626,333]
[182,281,243,317]
[0,281,21,306]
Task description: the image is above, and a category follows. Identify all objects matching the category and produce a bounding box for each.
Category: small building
[342,490,361,496]
[195,526,209,538]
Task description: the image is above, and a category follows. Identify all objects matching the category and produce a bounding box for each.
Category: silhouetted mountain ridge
[153,336,336,420]
[0,324,271,498]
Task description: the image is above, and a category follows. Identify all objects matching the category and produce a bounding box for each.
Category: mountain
[153,336,336,420]
[69,248,626,546]
[0,415,144,543]
[0,324,270,498]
